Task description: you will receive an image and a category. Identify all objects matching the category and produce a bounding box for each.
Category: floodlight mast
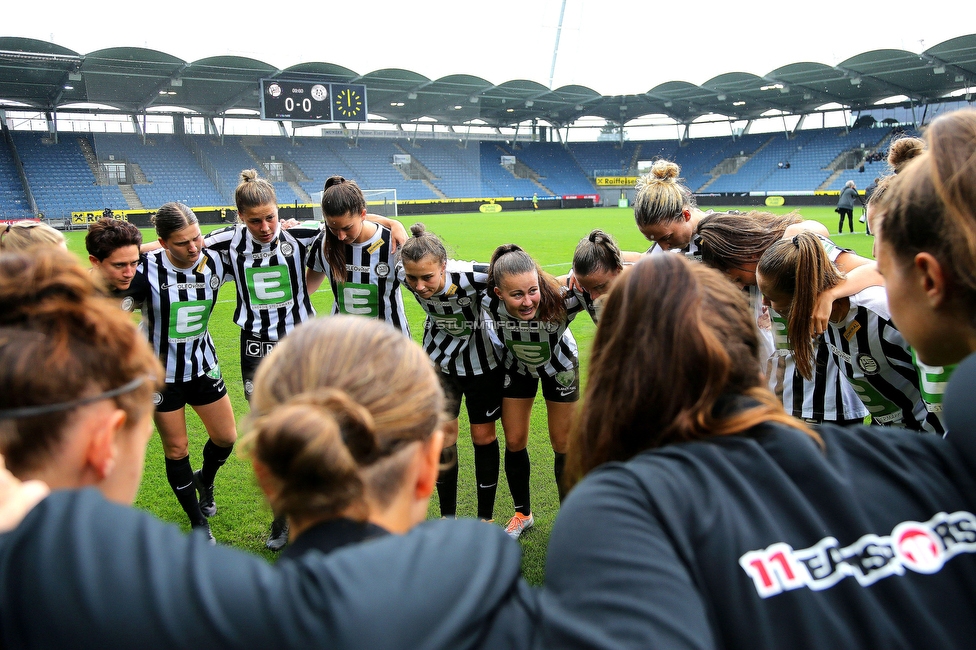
[548,0,568,90]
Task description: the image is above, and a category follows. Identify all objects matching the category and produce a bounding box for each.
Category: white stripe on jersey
[766,309,869,422]
[141,249,226,383]
[205,224,320,341]
[398,260,498,376]
[483,289,583,378]
[309,224,409,336]
[824,286,943,433]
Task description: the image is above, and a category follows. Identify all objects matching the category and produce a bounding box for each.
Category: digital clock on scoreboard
[260,80,367,123]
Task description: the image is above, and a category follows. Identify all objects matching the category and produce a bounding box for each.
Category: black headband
[0,376,152,420]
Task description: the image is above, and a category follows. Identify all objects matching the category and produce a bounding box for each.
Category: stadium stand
[0,124,936,215]
[91,134,224,209]
[0,133,33,219]
[13,132,128,217]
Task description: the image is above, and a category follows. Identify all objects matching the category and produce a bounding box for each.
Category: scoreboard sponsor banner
[595,176,638,187]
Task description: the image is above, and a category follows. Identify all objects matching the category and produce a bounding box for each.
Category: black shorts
[439,366,505,425]
[240,331,279,401]
[154,366,227,413]
[503,366,579,403]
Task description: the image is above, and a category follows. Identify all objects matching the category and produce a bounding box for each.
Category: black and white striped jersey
[482,289,583,379]
[204,224,320,341]
[766,308,869,422]
[824,286,943,433]
[397,259,499,377]
[139,249,227,383]
[309,224,409,336]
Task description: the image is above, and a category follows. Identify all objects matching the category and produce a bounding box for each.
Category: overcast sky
[6,0,970,96]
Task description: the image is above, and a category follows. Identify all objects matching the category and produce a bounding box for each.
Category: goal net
[363,189,398,218]
[310,188,398,221]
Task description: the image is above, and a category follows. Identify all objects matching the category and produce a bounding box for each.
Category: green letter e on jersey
[336,282,379,317]
[245,266,294,306]
[169,300,213,341]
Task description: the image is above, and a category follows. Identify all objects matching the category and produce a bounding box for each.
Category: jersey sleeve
[286,227,323,247]
[306,232,331,279]
[542,467,715,650]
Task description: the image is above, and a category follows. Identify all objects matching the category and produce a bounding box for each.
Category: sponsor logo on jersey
[120,296,134,312]
[505,340,552,366]
[279,242,294,256]
[336,282,379,317]
[857,354,880,375]
[346,264,372,274]
[375,262,390,278]
[543,321,560,334]
[456,296,471,307]
[740,510,976,599]
[252,250,278,260]
[827,343,852,365]
[210,275,220,290]
[168,300,213,342]
[245,340,278,357]
[245,266,294,307]
[367,239,384,254]
[843,320,861,341]
[161,282,207,290]
[205,365,222,380]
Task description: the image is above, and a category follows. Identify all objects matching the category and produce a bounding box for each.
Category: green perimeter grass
[62,205,876,586]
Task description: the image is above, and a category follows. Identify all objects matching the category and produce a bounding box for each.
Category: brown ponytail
[566,254,815,487]
[757,232,844,378]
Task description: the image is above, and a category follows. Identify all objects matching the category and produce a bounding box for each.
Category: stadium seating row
[0,126,907,217]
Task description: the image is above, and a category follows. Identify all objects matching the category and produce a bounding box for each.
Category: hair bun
[409,223,427,238]
[324,175,346,191]
[240,169,258,183]
[651,160,680,181]
[286,388,379,463]
[888,137,925,173]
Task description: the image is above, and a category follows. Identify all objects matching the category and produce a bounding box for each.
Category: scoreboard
[260,80,367,123]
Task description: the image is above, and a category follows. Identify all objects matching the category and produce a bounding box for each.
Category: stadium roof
[1,34,974,127]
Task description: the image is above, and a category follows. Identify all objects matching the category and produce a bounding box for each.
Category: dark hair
[0,248,162,475]
[85,218,143,261]
[565,254,815,486]
[697,211,803,274]
[877,109,976,329]
[151,202,197,241]
[757,232,844,379]
[487,244,566,324]
[235,169,277,213]
[400,223,447,266]
[321,176,368,280]
[572,229,622,277]
[633,160,697,229]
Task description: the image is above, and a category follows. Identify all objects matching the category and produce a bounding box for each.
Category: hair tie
[792,234,801,248]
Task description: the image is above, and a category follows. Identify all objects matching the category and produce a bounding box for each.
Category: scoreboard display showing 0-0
[260,80,367,123]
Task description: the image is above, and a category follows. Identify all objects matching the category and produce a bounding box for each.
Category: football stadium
[2,10,976,647]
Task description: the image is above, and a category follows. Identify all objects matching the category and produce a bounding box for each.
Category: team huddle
[4,108,976,648]
[83,142,950,551]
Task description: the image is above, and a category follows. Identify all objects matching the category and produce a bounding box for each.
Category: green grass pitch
[61,205,876,586]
